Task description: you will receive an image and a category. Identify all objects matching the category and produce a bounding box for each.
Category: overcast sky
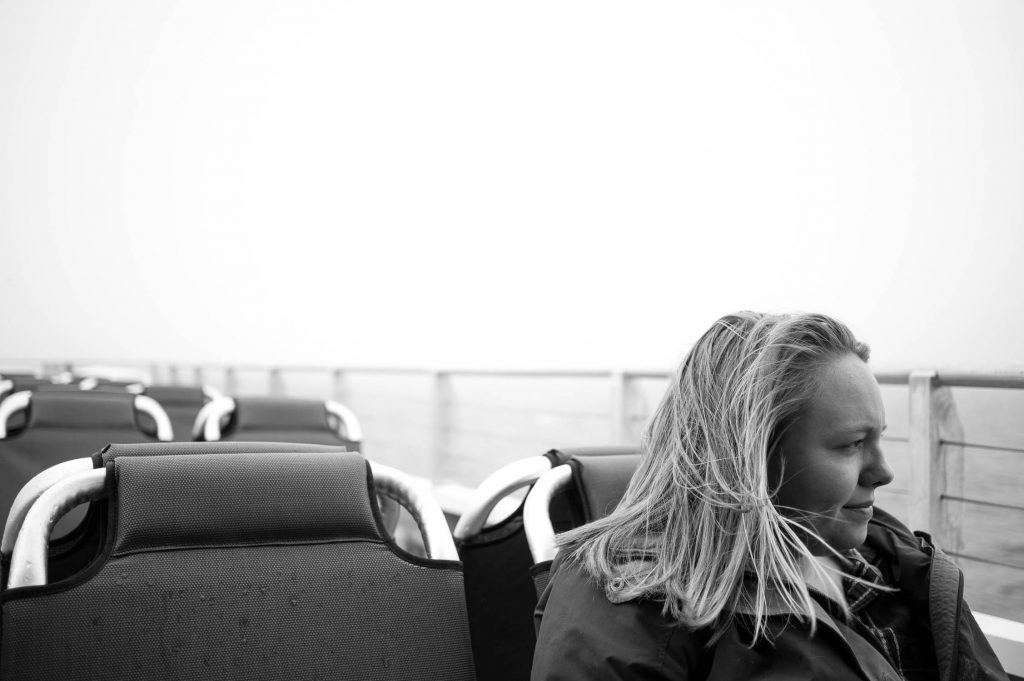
[2,1,1022,373]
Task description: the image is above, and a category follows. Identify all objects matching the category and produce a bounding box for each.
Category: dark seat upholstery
[199,397,361,450]
[455,446,639,681]
[1,442,353,586]
[1,449,476,681]
[142,385,212,441]
[0,391,166,540]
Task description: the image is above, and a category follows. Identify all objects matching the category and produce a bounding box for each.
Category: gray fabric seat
[1,448,475,681]
[142,385,211,441]
[200,397,361,450]
[0,391,164,540]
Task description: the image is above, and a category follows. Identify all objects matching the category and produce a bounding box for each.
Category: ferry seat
[1,442,349,589]
[0,390,173,545]
[141,384,221,442]
[1,449,476,681]
[453,446,638,681]
[523,450,642,599]
[194,396,362,450]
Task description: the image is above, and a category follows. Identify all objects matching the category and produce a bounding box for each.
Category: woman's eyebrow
[832,423,887,436]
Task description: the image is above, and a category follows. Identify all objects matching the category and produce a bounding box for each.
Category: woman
[531,312,1006,681]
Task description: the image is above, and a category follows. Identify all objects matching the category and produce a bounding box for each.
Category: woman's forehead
[804,355,885,429]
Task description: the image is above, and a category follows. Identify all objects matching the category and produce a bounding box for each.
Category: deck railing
[5,360,1024,673]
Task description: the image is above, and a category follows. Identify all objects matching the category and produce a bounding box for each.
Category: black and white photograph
[1,1,1022,679]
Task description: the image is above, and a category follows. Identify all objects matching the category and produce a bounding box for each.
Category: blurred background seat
[195,396,362,450]
[0,390,172,553]
[141,384,221,441]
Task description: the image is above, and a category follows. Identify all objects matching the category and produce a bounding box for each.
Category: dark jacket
[531,508,1008,681]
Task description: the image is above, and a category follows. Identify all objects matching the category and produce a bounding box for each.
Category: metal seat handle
[452,456,552,540]
[523,464,573,564]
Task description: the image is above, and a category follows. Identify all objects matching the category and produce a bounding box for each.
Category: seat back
[0,391,172,547]
[196,397,362,450]
[455,446,638,681]
[1,441,353,587]
[524,451,642,598]
[2,449,475,681]
[142,385,217,441]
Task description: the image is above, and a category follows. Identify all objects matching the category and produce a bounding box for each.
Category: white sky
[1,0,1022,372]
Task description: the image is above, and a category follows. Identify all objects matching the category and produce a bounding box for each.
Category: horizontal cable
[941,495,1024,513]
[940,440,1024,455]
[945,551,1024,572]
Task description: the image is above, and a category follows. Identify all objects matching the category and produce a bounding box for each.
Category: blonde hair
[558,311,872,643]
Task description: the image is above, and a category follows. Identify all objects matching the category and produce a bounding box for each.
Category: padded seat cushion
[111,452,380,554]
[26,392,139,429]
[233,398,331,432]
[96,441,347,466]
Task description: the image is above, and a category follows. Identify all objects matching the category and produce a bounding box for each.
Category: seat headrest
[96,441,348,467]
[111,452,380,555]
[27,392,139,430]
[570,453,642,522]
[232,398,331,432]
[544,445,640,467]
[143,385,206,405]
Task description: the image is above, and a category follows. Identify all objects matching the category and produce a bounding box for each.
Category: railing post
[268,368,284,397]
[431,371,450,481]
[332,369,347,403]
[610,370,627,445]
[907,370,964,551]
[168,365,180,386]
[193,366,204,386]
[225,367,238,395]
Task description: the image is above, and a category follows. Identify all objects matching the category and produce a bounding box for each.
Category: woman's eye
[844,439,865,450]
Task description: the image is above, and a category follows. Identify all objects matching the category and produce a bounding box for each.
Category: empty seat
[142,384,221,441]
[0,390,173,545]
[195,396,362,450]
[454,446,638,681]
[1,441,349,588]
[523,450,642,598]
[2,448,475,681]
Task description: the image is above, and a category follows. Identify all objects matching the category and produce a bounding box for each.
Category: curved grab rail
[453,455,553,540]
[194,396,236,441]
[134,395,174,442]
[7,468,107,588]
[370,461,458,561]
[0,390,32,439]
[523,464,574,564]
[1,457,94,558]
[201,385,224,402]
[325,401,363,442]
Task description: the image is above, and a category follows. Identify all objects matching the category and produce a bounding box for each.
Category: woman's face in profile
[772,353,894,554]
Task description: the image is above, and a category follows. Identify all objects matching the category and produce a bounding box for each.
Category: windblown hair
[557,311,871,643]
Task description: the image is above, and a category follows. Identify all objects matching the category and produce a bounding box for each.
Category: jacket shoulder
[532,555,708,680]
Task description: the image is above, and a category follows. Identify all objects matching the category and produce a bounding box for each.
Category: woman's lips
[842,504,874,519]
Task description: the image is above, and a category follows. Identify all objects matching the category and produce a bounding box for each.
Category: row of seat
[0,438,639,680]
[0,388,363,528]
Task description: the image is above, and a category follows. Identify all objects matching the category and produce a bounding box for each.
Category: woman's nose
[862,442,895,488]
